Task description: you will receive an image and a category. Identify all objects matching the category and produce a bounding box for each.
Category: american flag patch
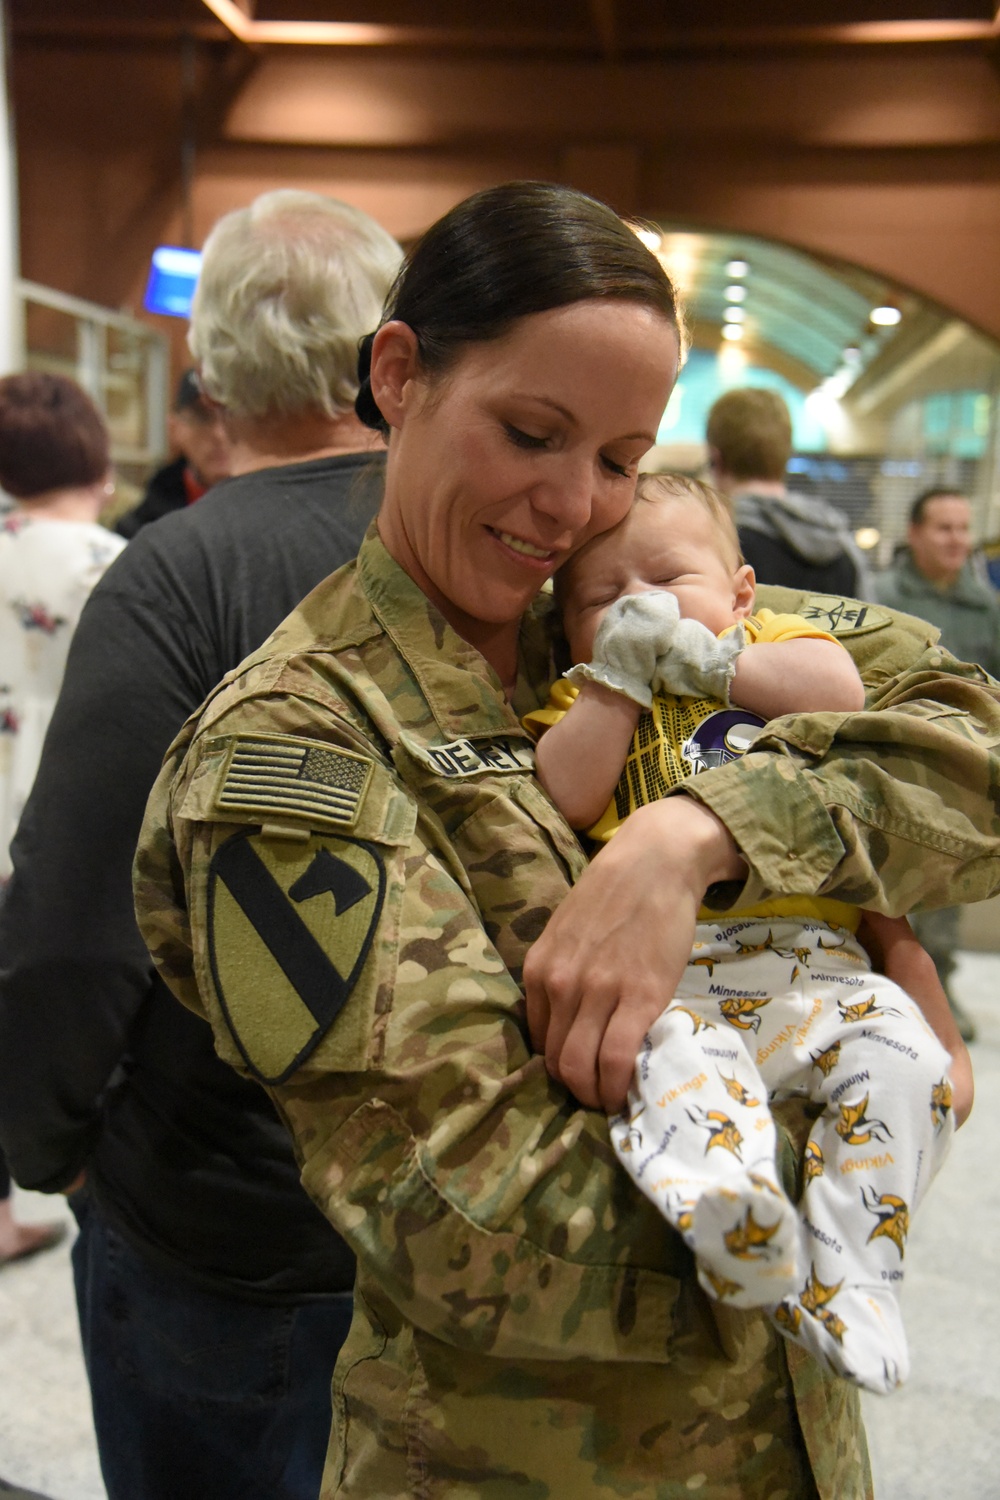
[217,736,373,829]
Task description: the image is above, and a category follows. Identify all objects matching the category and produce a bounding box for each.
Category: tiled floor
[0,949,998,1500]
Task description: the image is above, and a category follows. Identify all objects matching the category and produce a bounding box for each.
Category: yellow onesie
[524,608,857,929]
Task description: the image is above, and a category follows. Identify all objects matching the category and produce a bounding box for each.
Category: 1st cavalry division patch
[207,827,384,1083]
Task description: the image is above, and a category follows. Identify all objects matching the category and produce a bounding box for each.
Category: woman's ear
[732,562,756,619]
[369,321,421,432]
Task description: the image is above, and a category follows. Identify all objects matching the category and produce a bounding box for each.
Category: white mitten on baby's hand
[564,590,685,708]
[651,618,746,704]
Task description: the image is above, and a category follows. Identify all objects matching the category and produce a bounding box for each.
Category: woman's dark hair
[0,371,110,498]
[356,180,679,431]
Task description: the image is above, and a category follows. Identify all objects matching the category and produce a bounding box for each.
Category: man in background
[707,386,871,598]
[0,189,401,1500]
[874,486,1000,1042]
[116,367,232,537]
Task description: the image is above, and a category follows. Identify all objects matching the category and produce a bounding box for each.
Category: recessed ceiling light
[725,259,749,278]
[724,306,746,323]
[870,304,902,326]
[725,285,747,303]
[721,324,744,341]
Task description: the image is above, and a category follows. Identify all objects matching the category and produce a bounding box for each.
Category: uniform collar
[356,526,554,738]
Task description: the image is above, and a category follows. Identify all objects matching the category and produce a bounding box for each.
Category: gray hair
[189,189,402,420]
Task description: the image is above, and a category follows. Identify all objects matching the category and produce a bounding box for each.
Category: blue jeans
[70,1193,353,1500]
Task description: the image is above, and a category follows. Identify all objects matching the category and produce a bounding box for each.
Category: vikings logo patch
[615,1105,645,1154]
[773,1301,802,1337]
[719,995,771,1033]
[838,994,905,1025]
[810,1041,841,1078]
[680,709,767,775]
[800,1264,848,1344]
[724,1206,785,1261]
[803,1141,825,1183]
[734,928,780,959]
[670,1196,696,1237]
[703,1268,745,1301]
[835,1093,893,1146]
[861,1186,909,1258]
[673,1004,716,1033]
[717,1070,760,1108]
[687,1106,744,1159]
[931,1078,953,1129]
[615,697,766,817]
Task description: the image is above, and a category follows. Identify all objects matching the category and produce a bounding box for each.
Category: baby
[527,472,969,1395]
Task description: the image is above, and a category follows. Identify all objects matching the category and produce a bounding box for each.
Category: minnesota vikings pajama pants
[609,915,955,1395]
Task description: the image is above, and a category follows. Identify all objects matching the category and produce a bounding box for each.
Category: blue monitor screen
[143,245,202,319]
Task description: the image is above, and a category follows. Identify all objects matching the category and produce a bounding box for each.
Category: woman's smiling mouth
[491,528,555,561]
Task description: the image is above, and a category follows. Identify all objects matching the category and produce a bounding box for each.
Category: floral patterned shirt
[0,510,125,877]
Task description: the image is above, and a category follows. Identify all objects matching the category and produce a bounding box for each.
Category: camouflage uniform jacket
[135,528,1000,1499]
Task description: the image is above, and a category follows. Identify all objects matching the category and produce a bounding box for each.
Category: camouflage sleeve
[134,696,690,1366]
[682,632,1000,915]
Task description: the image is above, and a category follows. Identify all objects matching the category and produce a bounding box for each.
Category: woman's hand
[857,910,974,1127]
[524,795,746,1112]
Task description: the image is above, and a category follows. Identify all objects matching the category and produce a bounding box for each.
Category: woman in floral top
[0,370,123,1262]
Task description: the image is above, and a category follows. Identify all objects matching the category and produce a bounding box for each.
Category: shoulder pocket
[202,824,398,1085]
[177,731,415,846]
[795,595,894,638]
[177,731,416,1083]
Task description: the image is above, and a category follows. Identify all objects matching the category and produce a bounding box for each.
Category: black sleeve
[0,552,213,1192]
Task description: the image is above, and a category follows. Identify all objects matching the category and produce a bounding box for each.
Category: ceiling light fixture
[870,304,902,326]
[724,285,747,303]
[721,324,744,341]
[200,0,441,45]
[725,259,749,278]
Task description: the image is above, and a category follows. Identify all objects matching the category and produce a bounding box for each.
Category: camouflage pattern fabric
[135,527,1000,1498]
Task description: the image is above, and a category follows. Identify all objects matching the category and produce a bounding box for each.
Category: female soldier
[136,182,1000,1499]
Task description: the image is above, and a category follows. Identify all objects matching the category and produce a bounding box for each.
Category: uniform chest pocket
[450,778,588,984]
[392,734,588,985]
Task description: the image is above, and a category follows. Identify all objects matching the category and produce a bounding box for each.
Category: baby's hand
[651,619,745,705]
[565,590,684,708]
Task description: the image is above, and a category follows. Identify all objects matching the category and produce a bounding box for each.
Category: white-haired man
[0,191,401,1500]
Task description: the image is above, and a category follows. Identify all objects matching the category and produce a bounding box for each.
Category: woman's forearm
[524,794,747,1110]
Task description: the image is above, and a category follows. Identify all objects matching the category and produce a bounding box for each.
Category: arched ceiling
[647,226,1000,408]
[651,229,899,385]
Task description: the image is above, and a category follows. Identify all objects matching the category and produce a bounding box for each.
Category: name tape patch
[405,733,535,779]
[216,735,373,829]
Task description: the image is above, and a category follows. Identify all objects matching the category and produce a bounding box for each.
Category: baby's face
[560,498,752,665]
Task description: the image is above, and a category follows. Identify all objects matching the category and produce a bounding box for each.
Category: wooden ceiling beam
[12,8,1000,54]
[10,19,231,42]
